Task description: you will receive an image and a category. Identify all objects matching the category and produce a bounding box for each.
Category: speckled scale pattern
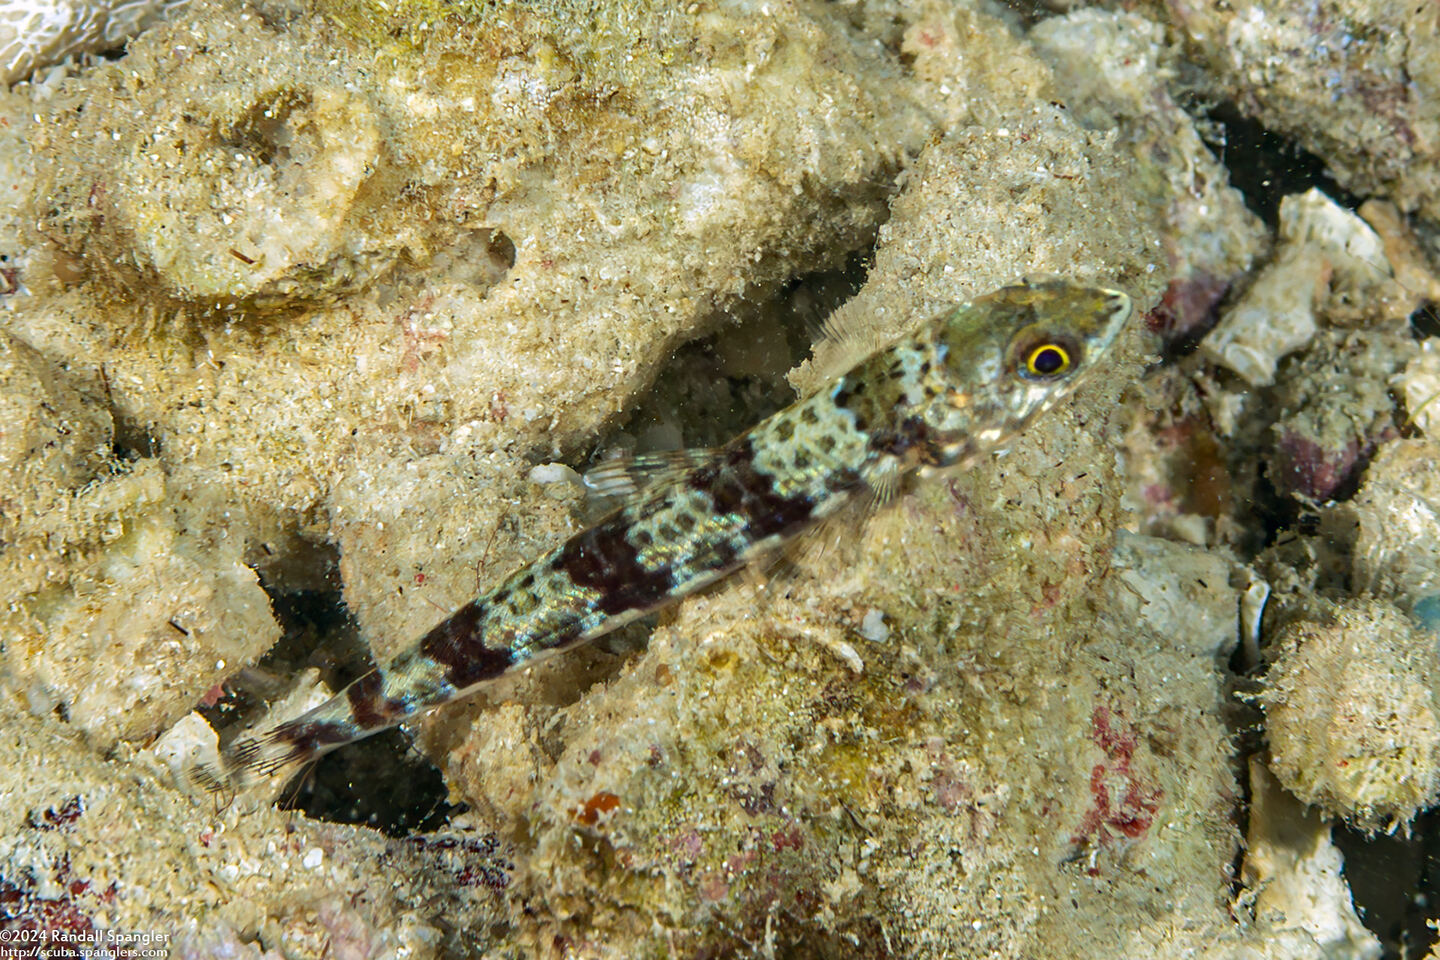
[215,279,1132,785]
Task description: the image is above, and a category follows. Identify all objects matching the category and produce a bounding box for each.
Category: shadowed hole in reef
[1334,813,1440,960]
[1411,301,1440,340]
[101,374,162,460]
[267,588,463,836]
[585,244,875,463]
[1195,103,1359,228]
[110,412,161,461]
[557,243,875,661]
[201,565,463,836]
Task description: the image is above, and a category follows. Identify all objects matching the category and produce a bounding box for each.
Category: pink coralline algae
[2,797,121,954]
[1271,428,1390,502]
[1071,705,1163,867]
[1145,273,1231,354]
[0,854,118,956]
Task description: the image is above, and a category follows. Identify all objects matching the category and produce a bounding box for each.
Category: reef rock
[1264,598,1440,831]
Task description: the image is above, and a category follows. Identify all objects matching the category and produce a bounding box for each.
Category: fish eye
[1023,342,1072,379]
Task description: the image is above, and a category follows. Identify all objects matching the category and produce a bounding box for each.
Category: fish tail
[200,665,419,791]
[193,595,529,792]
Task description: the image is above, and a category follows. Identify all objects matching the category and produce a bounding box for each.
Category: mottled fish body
[215,279,1131,785]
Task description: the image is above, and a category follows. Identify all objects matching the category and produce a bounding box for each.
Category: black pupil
[1033,347,1064,375]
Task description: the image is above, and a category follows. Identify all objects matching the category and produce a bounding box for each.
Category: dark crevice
[196,583,356,748]
[110,414,160,461]
[486,229,517,273]
[1335,815,1440,960]
[101,362,162,462]
[203,572,463,837]
[1199,103,1360,228]
[583,243,876,469]
[283,728,465,837]
[1411,303,1440,340]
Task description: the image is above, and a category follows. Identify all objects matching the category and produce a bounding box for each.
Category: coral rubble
[0,0,184,85]
[1264,599,1440,830]
[1,0,1438,955]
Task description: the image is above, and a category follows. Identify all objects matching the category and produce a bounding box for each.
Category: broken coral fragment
[0,0,183,85]
[1109,531,1239,659]
[1263,598,1440,830]
[1240,760,1381,959]
[1201,189,1394,387]
[1199,235,1324,387]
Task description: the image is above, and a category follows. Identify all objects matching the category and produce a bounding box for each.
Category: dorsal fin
[808,297,889,383]
[582,447,719,503]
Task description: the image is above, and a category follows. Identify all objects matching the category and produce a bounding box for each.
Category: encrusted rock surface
[1166,0,1440,221]
[1264,599,1440,831]
[0,696,506,958]
[1349,438,1440,622]
[1,0,1436,955]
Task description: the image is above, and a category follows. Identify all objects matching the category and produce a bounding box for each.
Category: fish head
[924,278,1132,466]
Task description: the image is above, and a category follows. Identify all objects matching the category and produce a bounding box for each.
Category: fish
[203,278,1132,789]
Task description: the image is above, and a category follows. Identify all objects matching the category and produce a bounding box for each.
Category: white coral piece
[0,0,184,85]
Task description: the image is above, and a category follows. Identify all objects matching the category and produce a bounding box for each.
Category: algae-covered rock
[1350,438,1440,621]
[0,331,280,747]
[1029,8,1266,351]
[5,0,1427,953]
[1166,0,1440,221]
[0,696,500,958]
[1263,599,1440,831]
[0,453,281,748]
[1265,326,1412,502]
[0,330,111,516]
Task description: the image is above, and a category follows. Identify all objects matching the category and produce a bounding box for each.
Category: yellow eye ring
[1025,343,1071,378]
